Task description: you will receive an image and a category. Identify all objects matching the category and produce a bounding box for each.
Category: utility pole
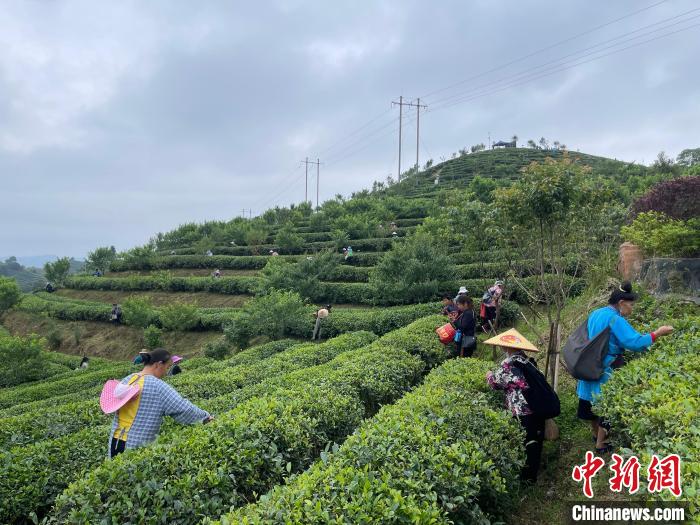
[415,97,427,170]
[304,157,309,203]
[302,158,321,208]
[315,157,320,209]
[392,96,427,179]
[392,96,403,180]
[488,132,491,150]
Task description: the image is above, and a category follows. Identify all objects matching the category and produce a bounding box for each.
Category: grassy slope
[2,311,221,361]
[55,288,250,308]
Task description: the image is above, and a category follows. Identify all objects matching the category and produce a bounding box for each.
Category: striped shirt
[109,373,210,453]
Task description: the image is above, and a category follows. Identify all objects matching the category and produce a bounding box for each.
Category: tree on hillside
[527,139,537,149]
[224,289,312,348]
[44,257,71,286]
[0,333,46,387]
[651,151,678,176]
[470,143,486,153]
[676,147,700,167]
[85,246,117,273]
[369,232,457,304]
[274,224,304,252]
[511,135,518,146]
[493,155,619,390]
[245,228,268,253]
[260,250,338,301]
[121,244,157,270]
[468,176,499,203]
[0,276,21,312]
[538,137,549,150]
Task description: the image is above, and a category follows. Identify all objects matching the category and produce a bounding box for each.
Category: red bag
[435,322,457,345]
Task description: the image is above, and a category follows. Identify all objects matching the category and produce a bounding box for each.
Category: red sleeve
[651,332,657,343]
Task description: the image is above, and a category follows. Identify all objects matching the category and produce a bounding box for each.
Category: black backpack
[562,318,616,381]
[511,358,561,419]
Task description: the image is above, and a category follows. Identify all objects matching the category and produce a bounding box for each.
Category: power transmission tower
[392,96,427,180]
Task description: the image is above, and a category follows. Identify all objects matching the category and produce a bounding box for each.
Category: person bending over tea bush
[100,348,212,458]
[575,282,673,454]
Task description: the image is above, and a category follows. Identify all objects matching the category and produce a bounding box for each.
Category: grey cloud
[0,0,698,257]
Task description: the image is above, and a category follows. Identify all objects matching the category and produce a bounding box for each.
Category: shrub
[159,301,200,331]
[630,175,700,221]
[49,319,440,524]
[0,333,47,387]
[370,232,457,304]
[274,224,304,251]
[260,250,338,300]
[121,296,156,328]
[598,315,700,515]
[221,359,523,525]
[203,336,233,360]
[143,324,162,349]
[0,276,21,312]
[224,289,313,348]
[46,326,63,350]
[621,211,700,257]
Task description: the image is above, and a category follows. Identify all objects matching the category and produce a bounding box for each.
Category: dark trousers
[520,414,545,483]
[110,438,126,458]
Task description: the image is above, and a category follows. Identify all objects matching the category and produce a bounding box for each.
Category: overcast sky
[1,0,698,259]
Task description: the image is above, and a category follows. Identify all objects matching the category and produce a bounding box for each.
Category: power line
[258,2,693,211]
[428,20,700,113]
[426,7,700,108]
[419,0,669,100]
[323,15,698,172]
[324,7,695,172]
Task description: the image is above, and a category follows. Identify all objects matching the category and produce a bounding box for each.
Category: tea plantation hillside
[4,147,660,358]
[1,146,697,524]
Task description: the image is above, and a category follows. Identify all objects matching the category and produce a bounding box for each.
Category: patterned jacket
[486,351,533,416]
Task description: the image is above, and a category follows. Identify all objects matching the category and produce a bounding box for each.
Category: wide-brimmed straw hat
[483,328,539,352]
[100,378,141,414]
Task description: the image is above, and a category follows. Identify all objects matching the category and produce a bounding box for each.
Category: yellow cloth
[113,374,145,441]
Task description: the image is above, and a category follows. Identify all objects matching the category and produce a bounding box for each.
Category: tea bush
[143,324,162,349]
[0,276,21,312]
[219,358,523,525]
[203,335,232,360]
[0,332,48,388]
[159,301,200,331]
[122,295,157,328]
[0,337,343,521]
[49,317,445,524]
[0,335,371,454]
[598,315,700,515]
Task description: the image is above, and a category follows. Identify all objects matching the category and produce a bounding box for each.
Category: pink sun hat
[100,379,142,414]
[172,355,183,364]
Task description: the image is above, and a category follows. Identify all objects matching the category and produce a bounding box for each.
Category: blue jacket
[576,306,652,402]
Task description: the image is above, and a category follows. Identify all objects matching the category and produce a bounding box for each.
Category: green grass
[55,288,250,308]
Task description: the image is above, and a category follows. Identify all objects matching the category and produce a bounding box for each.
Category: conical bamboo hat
[483,328,539,352]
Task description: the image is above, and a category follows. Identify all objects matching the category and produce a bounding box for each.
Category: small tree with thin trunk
[44,257,71,286]
[493,155,622,390]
